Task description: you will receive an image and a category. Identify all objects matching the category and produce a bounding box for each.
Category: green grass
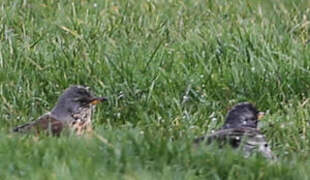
[1,0,310,179]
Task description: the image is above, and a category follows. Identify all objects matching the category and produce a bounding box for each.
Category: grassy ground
[1,0,310,179]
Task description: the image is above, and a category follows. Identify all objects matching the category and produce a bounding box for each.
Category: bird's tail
[12,122,34,133]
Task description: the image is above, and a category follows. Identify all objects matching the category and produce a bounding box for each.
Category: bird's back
[194,127,273,159]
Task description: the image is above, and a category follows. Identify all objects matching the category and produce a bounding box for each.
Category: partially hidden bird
[13,85,107,136]
[194,102,274,159]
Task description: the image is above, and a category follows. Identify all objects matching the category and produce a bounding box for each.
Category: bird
[194,102,274,159]
[12,85,107,136]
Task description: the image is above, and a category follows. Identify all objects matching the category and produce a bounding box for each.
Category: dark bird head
[222,102,264,129]
[50,85,108,120]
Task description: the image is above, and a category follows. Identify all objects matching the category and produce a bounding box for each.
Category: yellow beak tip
[258,112,265,120]
[90,100,101,105]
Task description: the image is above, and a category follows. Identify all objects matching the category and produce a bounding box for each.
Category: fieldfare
[194,102,274,159]
[13,85,107,136]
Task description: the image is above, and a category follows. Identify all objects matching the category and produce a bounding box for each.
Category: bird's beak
[258,112,265,120]
[89,97,108,105]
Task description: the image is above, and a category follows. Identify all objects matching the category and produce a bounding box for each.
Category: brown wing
[13,113,64,136]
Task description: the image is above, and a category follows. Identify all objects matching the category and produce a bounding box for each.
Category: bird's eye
[264,144,268,148]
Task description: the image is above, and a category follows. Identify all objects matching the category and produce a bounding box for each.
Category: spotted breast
[70,106,94,135]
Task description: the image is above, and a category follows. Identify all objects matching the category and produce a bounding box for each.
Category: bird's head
[222,102,264,129]
[51,85,108,117]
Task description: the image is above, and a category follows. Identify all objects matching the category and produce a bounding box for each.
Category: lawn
[1,0,310,179]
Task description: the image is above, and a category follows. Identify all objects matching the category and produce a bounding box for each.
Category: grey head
[50,85,107,122]
[222,102,264,129]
